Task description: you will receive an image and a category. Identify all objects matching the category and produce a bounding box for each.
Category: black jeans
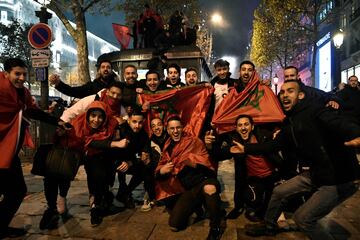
[244,174,275,218]
[43,176,71,210]
[116,160,150,198]
[169,178,222,230]
[0,156,27,230]
[84,155,113,206]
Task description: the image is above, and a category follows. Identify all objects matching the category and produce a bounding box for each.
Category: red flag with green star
[138,85,214,137]
[212,71,285,134]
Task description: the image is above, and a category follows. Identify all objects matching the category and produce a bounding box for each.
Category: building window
[1,11,7,22]
[341,70,347,83]
[341,14,347,28]
[355,64,360,78]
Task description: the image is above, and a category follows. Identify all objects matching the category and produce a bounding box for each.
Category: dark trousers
[233,159,247,209]
[169,178,222,230]
[0,156,27,230]
[84,155,113,206]
[244,175,275,218]
[265,171,358,240]
[143,161,157,200]
[117,162,143,198]
[43,177,71,210]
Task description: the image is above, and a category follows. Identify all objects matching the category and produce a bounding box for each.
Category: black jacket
[336,85,360,124]
[55,74,117,98]
[122,81,140,108]
[245,99,360,186]
[299,81,342,106]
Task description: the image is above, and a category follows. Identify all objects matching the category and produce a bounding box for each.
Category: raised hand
[344,137,360,147]
[230,140,245,154]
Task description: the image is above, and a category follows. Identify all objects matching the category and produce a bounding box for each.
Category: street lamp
[273,74,279,95]
[333,29,344,49]
[211,13,223,26]
[333,29,344,89]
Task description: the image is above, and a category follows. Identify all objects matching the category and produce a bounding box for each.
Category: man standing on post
[232,80,360,239]
[0,58,62,238]
[49,59,117,98]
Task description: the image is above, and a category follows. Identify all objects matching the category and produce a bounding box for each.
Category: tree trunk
[75,12,91,84]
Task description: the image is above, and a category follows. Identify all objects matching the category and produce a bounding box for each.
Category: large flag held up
[112,23,131,49]
[138,85,214,137]
[212,71,285,134]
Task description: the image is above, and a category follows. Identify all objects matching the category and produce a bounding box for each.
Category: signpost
[35,68,46,81]
[28,23,52,49]
[31,7,52,145]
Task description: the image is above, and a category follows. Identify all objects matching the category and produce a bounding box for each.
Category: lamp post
[273,74,279,95]
[333,29,344,89]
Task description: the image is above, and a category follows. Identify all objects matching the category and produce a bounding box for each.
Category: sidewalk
[5,160,360,240]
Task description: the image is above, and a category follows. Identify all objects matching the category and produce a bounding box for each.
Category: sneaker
[245,223,278,237]
[140,200,155,212]
[90,206,103,226]
[57,196,67,215]
[226,207,244,219]
[39,208,59,230]
[245,210,262,222]
[206,227,224,240]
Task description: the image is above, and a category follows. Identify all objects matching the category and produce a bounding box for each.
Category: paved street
[4,160,360,240]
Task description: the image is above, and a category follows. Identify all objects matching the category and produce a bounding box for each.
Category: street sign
[35,68,46,81]
[31,49,51,59]
[32,59,49,68]
[28,23,52,49]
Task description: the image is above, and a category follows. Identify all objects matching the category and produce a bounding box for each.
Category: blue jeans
[265,171,358,240]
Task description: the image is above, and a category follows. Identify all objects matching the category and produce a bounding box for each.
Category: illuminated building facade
[0,0,119,98]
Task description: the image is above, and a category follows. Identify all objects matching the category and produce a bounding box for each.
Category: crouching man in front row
[155,115,224,240]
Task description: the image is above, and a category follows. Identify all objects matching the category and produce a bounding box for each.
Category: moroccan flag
[212,71,285,134]
[138,85,214,137]
[112,23,131,49]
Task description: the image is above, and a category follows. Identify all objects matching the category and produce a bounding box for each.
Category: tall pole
[35,7,52,111]
[35,6,52,144]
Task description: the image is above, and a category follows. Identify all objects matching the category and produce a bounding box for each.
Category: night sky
[86,0,260,63]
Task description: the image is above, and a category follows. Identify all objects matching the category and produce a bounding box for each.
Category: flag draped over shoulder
[212,71,285,134]
[0,72,35,168]
[138,85,214,137]
[112,23,131,49]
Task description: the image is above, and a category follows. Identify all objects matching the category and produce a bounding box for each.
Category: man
[283,66,340,109]
[60,81,127,123]
[112,108,152,209]
[0,58,61,238]
[336,75,360,124]
[49,59,117,98]
[138,70,165,93]
[210,59,237,109]
[155,116,224,240]
[165,63,185,89]
[184,67,198,86]
[206,115,281,221]
[233,80,360,239]
[121,65,140,112]
[236,60,256,91]
[184,67,211,87]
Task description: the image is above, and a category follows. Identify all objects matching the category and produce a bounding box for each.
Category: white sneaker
[140,200,155,212]
[57,196,67,214]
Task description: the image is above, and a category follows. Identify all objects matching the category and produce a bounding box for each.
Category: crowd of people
[0,56,360,240]
[130,4,198,51]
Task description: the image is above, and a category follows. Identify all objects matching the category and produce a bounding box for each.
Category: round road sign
[28,23,52,49]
